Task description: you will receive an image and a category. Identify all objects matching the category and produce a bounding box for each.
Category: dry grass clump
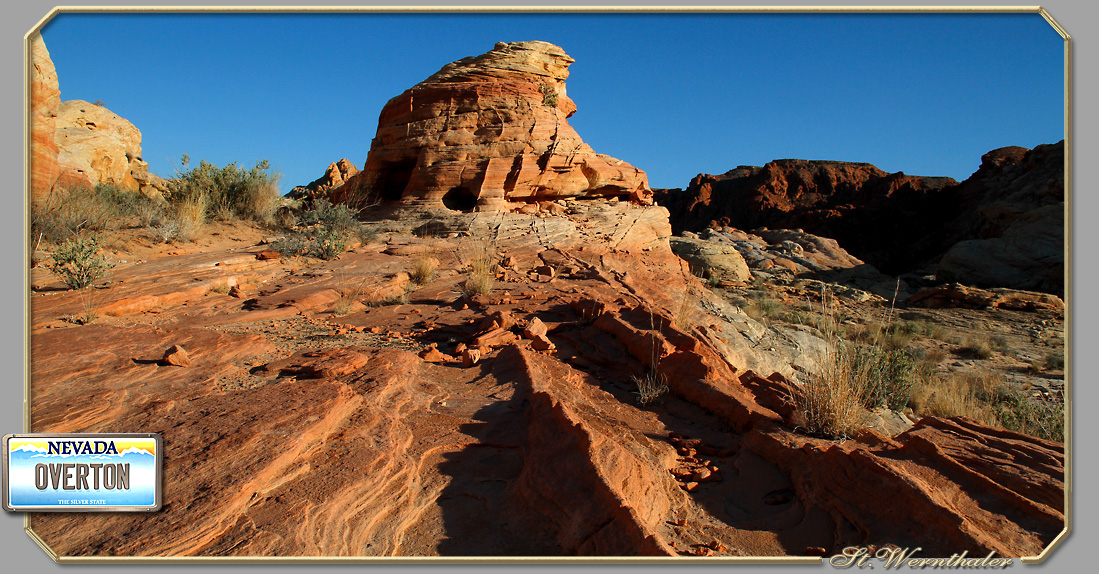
[458,232,497,298]
[744,293,781,324]
[674,285,701,330]
[169,194,206,240]
[63,289,103,325]
[795,335,871,439]
[792,289,870,438]
[912,369,1002,423]
[330,272,372,316]
[908,367,1064,443]
[409,243,439,286]
[31,183,171,247]
[632,370,669,406]
[792,286,917,438]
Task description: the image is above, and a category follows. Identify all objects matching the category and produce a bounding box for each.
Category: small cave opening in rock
[442,186,478,212]
[377,159,417,202]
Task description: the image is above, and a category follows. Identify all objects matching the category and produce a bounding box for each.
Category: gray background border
[2,1,1089,571]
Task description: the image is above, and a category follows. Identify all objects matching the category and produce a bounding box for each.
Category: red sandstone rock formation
[934,142,1065,296]
[30,34,61,199]
[328,41,651,211]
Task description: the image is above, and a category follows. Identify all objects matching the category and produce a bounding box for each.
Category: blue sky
[39,10,1064,192]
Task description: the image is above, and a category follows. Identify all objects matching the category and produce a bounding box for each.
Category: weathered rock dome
[331,41,652,211]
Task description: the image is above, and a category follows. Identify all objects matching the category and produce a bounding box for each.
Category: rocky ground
[27,200,1064,558]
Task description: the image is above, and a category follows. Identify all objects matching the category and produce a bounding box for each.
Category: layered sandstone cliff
[327,41,651,210]
[30,34,61,199]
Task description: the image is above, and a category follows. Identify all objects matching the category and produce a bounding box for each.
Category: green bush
[313,226,349,260]
[47,235,115,290]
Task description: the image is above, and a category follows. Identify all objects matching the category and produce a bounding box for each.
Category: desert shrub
[270,233,308,257]
[133,195,167,228]
[632,370,669,406]
[299,199,357,232]
[855,345,916,411]
[270,200,358,260]
[539,82,559,107]
[1043,350,1065,371]
[47,235,115,289]
[303,199,358,260]
[992,389,1064,443]
[169,156,280,223]
[954,341,992,360]
[313,226,349,260]
[31,184,147,244]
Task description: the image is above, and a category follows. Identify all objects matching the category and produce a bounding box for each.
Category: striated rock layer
[27,201,1063,558]
[328,41,651,211]
[30,34,61,199]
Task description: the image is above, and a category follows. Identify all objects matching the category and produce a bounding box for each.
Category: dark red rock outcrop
[933,142,1065,296]
[655,160,957,275]
[656,142,1065,296]
[328,41,651,211]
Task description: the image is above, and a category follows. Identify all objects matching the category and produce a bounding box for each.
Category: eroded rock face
[30,35,61,199]
[54,100,161,195]
[329,41,651,211]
